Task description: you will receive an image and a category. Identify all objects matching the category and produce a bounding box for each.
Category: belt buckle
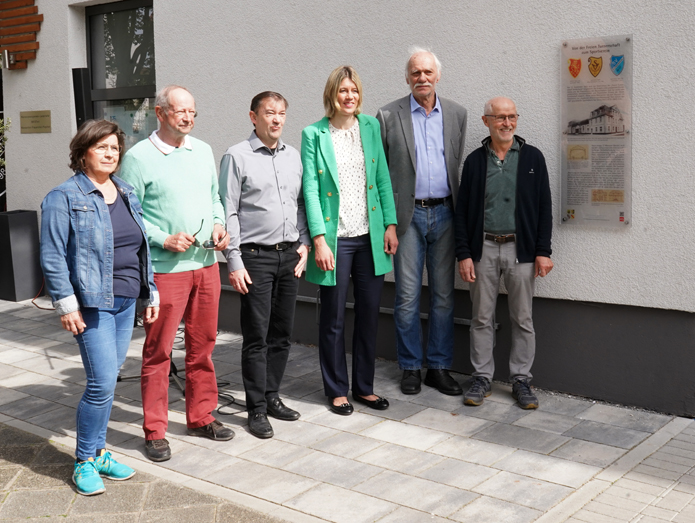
[275,243,283,251]
[420,199,430,208]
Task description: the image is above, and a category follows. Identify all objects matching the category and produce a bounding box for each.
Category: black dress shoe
[267,397,300,421]
[401,369,422,394]
[424,369,463,396]
[248,412,274,439]
[187,420,235,441]
[329,399,354,416]
[352,394,389,410]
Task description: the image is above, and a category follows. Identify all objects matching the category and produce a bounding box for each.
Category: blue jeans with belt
[74,296,136,461]
[393,202,455,370]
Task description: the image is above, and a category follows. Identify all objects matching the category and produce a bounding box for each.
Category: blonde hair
[323,65,363,118]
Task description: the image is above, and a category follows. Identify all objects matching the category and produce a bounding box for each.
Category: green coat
[301,114,397,286]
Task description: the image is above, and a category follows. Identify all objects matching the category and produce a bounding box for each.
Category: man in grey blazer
[376,48,468,396]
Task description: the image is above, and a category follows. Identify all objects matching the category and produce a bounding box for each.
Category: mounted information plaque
[561,35,632,227]
[20,110,52,134]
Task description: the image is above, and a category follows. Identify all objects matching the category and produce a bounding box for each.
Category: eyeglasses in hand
[192,219,226,249]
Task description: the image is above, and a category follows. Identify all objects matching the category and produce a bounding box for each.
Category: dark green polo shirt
[484,137,520,234]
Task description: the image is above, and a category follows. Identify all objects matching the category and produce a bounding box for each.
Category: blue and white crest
[610,55,624,75]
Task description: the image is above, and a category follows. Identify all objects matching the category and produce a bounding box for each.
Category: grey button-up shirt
[219,132,310,272]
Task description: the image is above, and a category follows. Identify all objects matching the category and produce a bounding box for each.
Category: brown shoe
[145,439,171,462]
[187,420,235,441]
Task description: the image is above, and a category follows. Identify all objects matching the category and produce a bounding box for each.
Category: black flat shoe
[352,394,389,411]
[329,399,354,416]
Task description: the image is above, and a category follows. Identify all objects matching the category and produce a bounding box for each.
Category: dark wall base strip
[216,265,695,417]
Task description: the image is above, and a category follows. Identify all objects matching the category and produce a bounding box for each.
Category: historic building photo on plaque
[561,34,632,227]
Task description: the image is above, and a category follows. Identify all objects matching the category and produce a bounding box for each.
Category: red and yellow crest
[568,58,581,78]
[588,56,602,77]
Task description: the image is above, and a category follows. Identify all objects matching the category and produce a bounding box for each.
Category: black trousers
[240,245,300,413]
[319,235,384,398]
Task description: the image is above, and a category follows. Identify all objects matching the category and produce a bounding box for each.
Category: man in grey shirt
[219,91,310,439]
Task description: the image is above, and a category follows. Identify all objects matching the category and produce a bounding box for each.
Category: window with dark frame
[86,0,156,151]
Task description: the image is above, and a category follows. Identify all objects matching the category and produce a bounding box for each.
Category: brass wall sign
[20,110,51,133]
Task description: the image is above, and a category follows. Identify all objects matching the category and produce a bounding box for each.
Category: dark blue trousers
[319,235,385,398]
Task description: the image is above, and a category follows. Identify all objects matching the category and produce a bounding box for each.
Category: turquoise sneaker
[73,459,105,496]
[95,450,136,481]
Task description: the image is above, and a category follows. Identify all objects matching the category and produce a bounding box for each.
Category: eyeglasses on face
[92,143,122,155]
[169,109,198,118]
[484,114,519,123]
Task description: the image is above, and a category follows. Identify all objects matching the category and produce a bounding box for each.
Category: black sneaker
[188,420,235,441]
[463,377,492,406]
[145,439,171,462]
[512,379,538,409]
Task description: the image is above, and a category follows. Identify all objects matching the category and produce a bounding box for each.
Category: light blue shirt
[410,94,450,199]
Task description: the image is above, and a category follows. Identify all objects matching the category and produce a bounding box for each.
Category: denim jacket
[40,172,159,316]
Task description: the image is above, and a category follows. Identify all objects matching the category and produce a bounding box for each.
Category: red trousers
[141,263,220,440]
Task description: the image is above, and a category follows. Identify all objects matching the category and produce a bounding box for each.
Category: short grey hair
[154,85,193,111]
[484,97,516,115]
[405,46,442,80]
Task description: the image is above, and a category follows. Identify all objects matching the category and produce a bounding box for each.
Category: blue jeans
[393,202,455,370]
[74,297,136,461]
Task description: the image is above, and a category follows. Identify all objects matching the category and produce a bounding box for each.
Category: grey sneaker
[463,377,492,406]
[512,379,538,409]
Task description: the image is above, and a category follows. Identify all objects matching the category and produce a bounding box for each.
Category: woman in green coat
[302,65,398,416]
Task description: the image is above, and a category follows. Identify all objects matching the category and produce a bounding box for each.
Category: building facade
[2,0,694,415]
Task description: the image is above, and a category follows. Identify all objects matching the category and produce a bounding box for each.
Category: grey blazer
[376,95,468,237]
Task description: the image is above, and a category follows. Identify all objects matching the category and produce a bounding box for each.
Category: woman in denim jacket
[40,120,159,496]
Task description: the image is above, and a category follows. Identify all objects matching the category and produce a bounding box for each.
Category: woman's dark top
[108,193,142,298]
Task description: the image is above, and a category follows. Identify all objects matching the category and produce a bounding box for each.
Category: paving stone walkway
[0,298,694,522]
[0,422,284,522]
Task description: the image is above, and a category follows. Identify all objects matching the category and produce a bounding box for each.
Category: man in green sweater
[120,85,234,462]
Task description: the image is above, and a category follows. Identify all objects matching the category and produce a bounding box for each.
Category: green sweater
[119,136,225,274]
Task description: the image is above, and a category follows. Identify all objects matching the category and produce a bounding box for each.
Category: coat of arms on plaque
[588,56,603,77]
[610,55,624,75]
[568,58,581,78]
